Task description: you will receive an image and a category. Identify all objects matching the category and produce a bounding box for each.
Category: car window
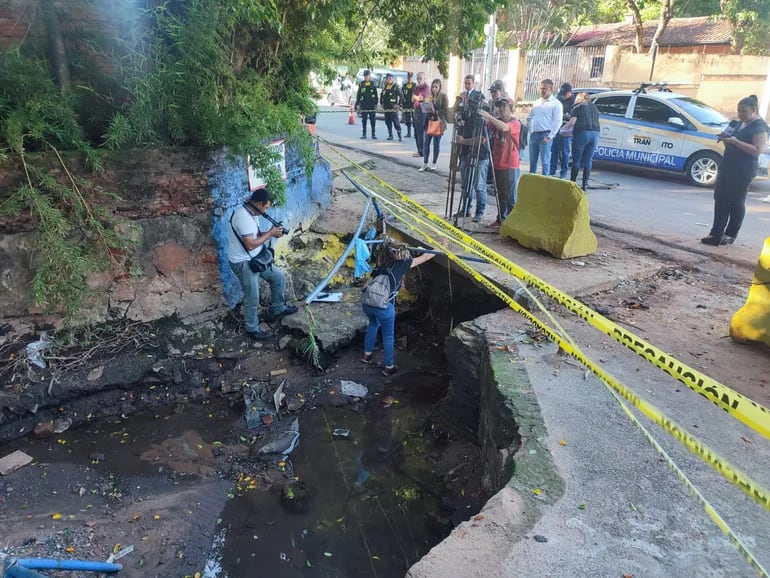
[632,97,679,125]
[668,97,728,127]
[594,95,631,117]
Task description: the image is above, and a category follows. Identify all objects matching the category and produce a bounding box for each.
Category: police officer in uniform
[401,72,415,138]
[381,72,403,141]
[355,69,379,140]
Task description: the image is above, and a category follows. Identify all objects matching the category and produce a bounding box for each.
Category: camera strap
[230,208,266,259]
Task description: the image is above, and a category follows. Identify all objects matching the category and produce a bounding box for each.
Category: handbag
[427,118,443,136]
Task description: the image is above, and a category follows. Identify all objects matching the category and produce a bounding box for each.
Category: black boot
[406,128,411,138]
[397,132,402,142]
[371,134,378,140]
[386,133,393,141]
[361,133,367,140]
[582,168,591,190]
[570,166,579,182]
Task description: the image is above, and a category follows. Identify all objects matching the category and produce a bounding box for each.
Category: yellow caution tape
[320,139,770,442]
[348,169,770,517]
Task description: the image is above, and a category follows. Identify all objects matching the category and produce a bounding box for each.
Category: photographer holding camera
[228,188,298,340]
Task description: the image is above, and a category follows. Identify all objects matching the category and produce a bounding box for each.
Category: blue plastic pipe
[304,196,373,305]
[10,559,122,573]
[4,565,49,578]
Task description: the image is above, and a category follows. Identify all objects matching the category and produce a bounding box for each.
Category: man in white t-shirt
[527,79,563,175]
[228,188,297,340]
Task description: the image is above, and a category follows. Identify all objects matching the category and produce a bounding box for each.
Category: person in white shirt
[228,188,297,340]
[527,79,563,175]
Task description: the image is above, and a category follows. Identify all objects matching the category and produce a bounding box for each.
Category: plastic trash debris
[354,451,369,486]
[332,428,350,440]
[106,544,134,563]
[274,380,286,414]
[244,386,271,429]
[258,418,300,456]
[354,238,372,278]
[279,552,287,561]
[340,380,368,398]
[312,292,343,303]
[26,333,52,369]
[364,227,377,241]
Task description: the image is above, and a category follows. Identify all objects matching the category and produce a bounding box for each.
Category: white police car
[590,84,762,187]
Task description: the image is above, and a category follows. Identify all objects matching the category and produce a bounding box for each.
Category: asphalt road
[315,104,770,252]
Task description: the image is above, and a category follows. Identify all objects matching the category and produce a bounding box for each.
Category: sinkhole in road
[0,259,510,577]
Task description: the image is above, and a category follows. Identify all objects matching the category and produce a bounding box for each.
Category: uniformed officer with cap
[381,72,403,141]
[402,72,416,138]
[355,69,379,139]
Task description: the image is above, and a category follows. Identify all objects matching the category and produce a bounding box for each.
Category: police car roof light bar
[633,82,671,94]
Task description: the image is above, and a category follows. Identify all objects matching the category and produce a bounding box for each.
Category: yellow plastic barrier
[499,174,597,259]
[731,237,770,347]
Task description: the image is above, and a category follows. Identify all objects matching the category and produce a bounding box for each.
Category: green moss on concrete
[488,350,565,504]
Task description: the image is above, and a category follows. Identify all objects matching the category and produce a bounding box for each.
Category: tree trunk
[41,0,70,93]
[626,0,644,54]
[649,0,673,54]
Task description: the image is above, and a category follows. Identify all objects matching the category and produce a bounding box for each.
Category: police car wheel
[686,151,720,188]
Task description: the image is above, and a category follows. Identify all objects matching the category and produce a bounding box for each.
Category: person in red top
[479,99,521,227]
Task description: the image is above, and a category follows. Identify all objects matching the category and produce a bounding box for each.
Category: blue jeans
[550,133,572,179]
[459,156,489,217]
[495,168,520,219]
[529,131,553,175]
[363,303,396,367]
[423,133,442,165]
[229,261,287,333]
[571,130,600,173]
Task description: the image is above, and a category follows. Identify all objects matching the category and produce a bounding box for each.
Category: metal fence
[522,46,606,101]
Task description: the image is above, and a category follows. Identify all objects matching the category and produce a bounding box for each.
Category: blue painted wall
[208,144,333,307]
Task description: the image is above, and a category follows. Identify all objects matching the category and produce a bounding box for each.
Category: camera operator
[453,75,490,223]
[228,188,298,341]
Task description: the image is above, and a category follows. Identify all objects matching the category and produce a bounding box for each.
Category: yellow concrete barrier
[730,237,770,347]
[499,174,597,259]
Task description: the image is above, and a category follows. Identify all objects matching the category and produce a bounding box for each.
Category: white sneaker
[428,165,437,171]
[761,195,770,204]
[417,164,428,172]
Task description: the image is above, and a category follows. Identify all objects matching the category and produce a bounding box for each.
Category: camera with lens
[465,90,485,116]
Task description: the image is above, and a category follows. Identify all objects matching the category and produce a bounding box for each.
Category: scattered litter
[279,552,287,561]
[570,261,586,267]
[274,380,286,413]
[323,552,333,558]
[258,418,300,456]
[340,380,368,398]
[270,368,288,378]
[559,439,567,446]
[0,450,33,475]
[26,333,52,369]
[53,418,72,434]
[312,292,343,303]
[106,544,134,563]
[332,428,350,440]
[533,534,548,543]
[578,503,587,510]
[382,396,398,408]
[354,237,372,278]
[532,488,542,496]
[243,386,271,429]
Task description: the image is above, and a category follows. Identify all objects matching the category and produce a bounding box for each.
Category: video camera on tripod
[464,90,486,117]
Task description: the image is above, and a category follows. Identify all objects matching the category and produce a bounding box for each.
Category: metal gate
[522,46,606,101]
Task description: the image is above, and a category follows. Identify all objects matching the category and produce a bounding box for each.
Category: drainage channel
[0,260,511,577]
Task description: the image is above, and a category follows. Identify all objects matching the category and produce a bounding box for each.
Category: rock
[0,450,33,475]
[52,418,72,434]
[286,396,305,412]
[87,366,104,381]
[33,421,54,437]
[153,243,191,276]
[278,336,292,351]
[340,380,368,398]
[533,534,548,543]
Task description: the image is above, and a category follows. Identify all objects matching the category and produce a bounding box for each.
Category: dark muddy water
[6,368,472,577]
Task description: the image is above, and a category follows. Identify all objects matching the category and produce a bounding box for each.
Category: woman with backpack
[361,239,438,376]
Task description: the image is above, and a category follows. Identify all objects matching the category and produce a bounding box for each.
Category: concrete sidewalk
[316,129,770,576]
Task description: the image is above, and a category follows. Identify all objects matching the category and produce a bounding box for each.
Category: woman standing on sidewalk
[702,95,769,246]
[566,92,601,190]
[418,79,448,172]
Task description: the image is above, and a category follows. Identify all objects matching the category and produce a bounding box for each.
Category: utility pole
[483,12,497,92]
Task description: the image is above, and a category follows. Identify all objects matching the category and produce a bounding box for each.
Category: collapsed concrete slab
[499,174,597,259]
[730,236,770,347]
